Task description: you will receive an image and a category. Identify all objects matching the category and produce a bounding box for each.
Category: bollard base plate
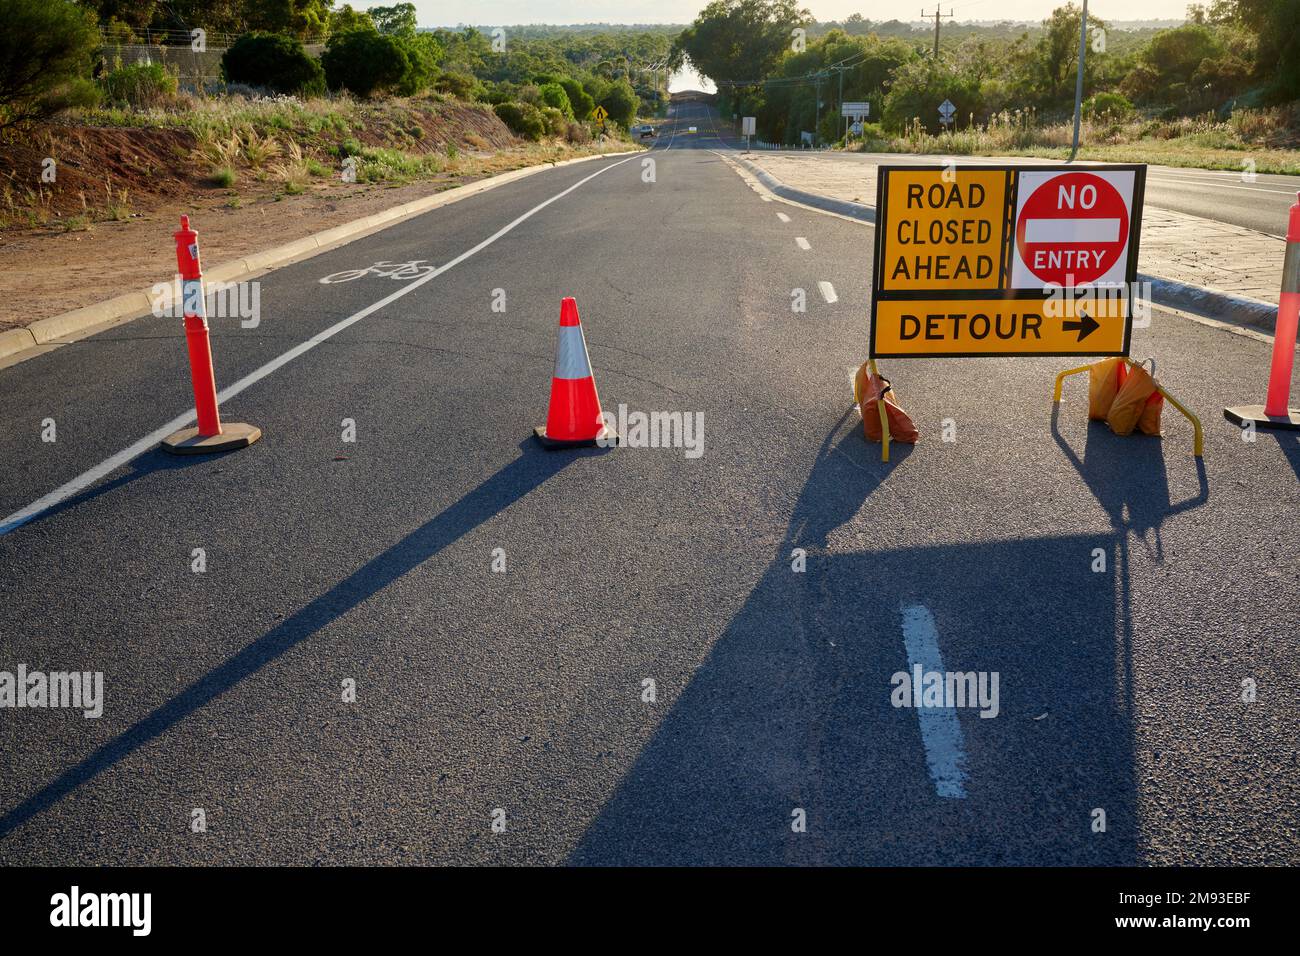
[1223,404,1300,432]
[161,422,262,455]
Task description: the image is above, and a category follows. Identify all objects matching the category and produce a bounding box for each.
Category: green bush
[538,82,573,118]
[99,62,179,109]
[558,77,595,120]
[598,80,639,129]
[565,120,591,144]
[1084,91,1134,120]
[435,71,480,100]
[396,32,441,96]
[221,32,326,97]
[539,105,566,136]
[0,0,101,130]
[323,31,409,98]
[493,101,546,140]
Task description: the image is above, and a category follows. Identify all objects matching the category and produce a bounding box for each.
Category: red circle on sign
[1015,172,1128,287]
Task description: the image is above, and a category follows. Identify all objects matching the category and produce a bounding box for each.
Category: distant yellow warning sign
[592,105,609,122]
[870,164,1146,359]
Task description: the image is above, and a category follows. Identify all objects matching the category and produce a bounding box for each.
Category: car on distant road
[631,124,656,139]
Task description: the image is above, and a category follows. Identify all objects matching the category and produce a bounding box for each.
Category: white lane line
[1147,175,1298,195]
[901,604,969,799]
[795,236,811,250]
[776,212,791,223]
[818,281,838,304]
[0,154,641,537]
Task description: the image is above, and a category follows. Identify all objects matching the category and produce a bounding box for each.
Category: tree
[538,81,573,117]
[0,0,100,132]
[222,32,326,96]
[244,0,333,39]
[328,4,376,35]
[678,0,812,84]
[598,78,639,127]
[557,77,595,119]
[322,30,409,97]
[1036,4,1109,104]
[1229,0,1300,101]
[369,3,417,36]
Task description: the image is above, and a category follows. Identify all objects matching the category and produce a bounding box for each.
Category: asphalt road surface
[704,102,1300,236]
[0,98,1296,865]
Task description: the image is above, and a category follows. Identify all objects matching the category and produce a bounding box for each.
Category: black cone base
[1223,404,1300,432]
[161,422,262,455]
[533,426,618,449]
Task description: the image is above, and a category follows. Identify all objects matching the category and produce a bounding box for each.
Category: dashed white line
[900,604,969,799]
[776,212,791,223]
[0,153,642,537]
[818,281,837,303]
[795,236,811,250]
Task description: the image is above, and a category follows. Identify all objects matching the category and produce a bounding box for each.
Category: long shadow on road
[570,410,1209,865]
[0,440,579,841]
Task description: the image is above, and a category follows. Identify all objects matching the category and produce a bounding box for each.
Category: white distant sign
[742,116,756,136]
[938,99,956,125]
[842,101,870,118]
[800,131,813,145]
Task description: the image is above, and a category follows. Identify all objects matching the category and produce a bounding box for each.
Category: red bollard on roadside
[1225,191,1300,431]
[161,215,262,455]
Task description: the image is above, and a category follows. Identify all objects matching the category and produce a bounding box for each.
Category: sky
[373,1,1194,27]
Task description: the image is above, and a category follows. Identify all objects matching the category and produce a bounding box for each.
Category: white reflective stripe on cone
[553,325,593,380]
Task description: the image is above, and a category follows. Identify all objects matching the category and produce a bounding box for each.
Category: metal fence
[98,31,327,88]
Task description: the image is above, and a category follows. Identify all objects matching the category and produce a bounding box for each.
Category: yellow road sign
[592,106,608,121]
[870,164,1146,359]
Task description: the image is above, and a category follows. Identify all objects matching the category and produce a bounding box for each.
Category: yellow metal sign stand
[1052,358,1204,457]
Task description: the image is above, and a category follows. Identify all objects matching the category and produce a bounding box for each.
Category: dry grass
[859,106,1300,174]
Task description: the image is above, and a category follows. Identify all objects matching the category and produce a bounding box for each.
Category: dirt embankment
[0,100,625,331]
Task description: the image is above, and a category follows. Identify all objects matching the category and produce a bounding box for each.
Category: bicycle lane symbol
[319,260,439,284]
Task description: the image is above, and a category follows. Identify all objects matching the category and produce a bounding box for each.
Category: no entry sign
[870,163,1146,359]
[1011,170,1136,289]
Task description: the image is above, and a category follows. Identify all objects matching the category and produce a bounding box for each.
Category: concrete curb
[0,149,640,365]
[1138,275,1278,331]
[733,155,1281,334]
[735,156,875,224]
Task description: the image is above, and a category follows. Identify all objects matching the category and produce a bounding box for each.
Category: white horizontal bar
[1024,218,1121,244]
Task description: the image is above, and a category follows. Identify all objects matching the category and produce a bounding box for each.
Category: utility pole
[920,7,954,60]
[838,68,844,143]
[814,72,822,147]
[1068,0,1089,162]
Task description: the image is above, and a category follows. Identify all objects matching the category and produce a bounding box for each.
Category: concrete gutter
[0,149,640,367]
[732,154,1280,334]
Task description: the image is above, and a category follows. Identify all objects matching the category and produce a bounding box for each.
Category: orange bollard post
[161,216,262,455]
[1225,191,1300,431]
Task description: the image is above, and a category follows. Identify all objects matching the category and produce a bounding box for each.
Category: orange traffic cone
[534,297,617,448]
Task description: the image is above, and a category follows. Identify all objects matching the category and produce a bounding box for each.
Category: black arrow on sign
[1063,310,1099,342]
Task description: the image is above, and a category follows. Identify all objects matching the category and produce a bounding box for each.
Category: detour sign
[870,164,1145,358]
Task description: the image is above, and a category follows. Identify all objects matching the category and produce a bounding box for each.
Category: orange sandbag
[855,362,920,444]
[1088,357,1127,421]
[1137,389,1164,436]
[1106,361,1158,436]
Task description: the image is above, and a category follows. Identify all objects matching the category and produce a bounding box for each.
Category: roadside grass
[1,91,639,231]
[853,106,1300,174]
